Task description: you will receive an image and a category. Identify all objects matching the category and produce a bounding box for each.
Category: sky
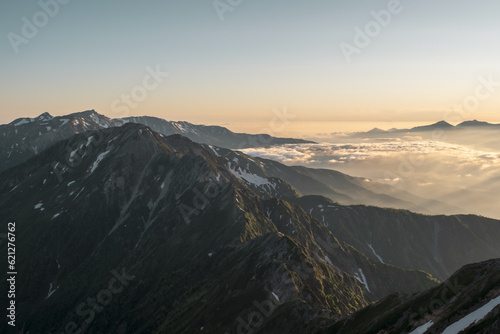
[1,0,499,133]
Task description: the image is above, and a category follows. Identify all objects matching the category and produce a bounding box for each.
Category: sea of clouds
[240,138,500,219]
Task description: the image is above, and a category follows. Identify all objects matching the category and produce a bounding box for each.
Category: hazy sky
[1,0,499,129]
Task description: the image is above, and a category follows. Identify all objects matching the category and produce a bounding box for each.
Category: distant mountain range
[354,119,500,136]
[0,110,459,215]
[0,110,313,172]
[1,111,499,333]
[207,145,461,215]
[120,115,314,149]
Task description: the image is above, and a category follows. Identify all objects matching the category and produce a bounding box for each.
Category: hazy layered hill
[0,110,313,173]
[0,124,436,333]
[354,120,500,135]
[350,119,500,152]
[208,146,460,215]
[290,119,500,219]
[325,258,500,334]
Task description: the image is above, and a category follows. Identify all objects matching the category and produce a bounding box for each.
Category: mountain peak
[73,109,99,117]
[36,112,53,121]
[431,120,453,127]
[457,119,494,127]
[367,127,387,134]
[408,120,454,132]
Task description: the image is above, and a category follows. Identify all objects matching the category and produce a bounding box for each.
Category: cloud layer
[241,139,500,219]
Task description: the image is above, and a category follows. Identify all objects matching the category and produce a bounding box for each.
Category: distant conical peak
[367,127,387,133]
[433,120,452,126]
[37,112,53,119]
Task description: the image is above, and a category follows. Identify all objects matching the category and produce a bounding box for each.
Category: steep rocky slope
[293,195,500,282]
[325,258,500,334]
[0,124,435,333]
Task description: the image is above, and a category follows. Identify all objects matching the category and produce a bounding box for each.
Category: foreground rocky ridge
[325,258,500,334]
[0,123,499,333]
[0,124,434,333]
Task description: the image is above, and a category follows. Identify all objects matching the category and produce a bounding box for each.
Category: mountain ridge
[0,110,314,173]
[0,123,439,333]
[1,110,460,217]
[352,119,500,136]
[1,113,499,333]
[324,258,500,334]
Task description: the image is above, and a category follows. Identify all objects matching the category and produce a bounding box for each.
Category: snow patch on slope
[442,295,500,334]
[353,268,371,293]
[89,150,111,174]
[228,163,271,187]
[208,145,220,156]
[368,243,385,263]
[409,321,433,334]
[14,119,31,126]
[45,283,59,299]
